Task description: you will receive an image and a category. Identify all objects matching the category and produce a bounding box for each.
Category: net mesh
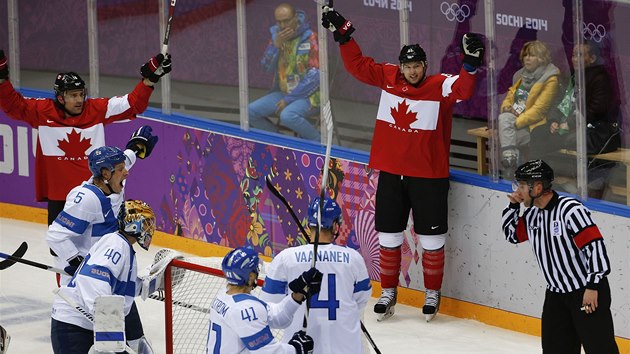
[164,256,283,354]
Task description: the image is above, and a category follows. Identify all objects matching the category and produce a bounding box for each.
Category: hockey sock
[379,246,401,288]
[422,248,445,290]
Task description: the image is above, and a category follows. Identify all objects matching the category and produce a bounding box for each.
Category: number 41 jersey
[260,244,372,354]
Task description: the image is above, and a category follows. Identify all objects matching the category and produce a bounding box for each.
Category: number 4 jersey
[260,244,372,354]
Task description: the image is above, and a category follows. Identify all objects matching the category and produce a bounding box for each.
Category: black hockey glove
[64,255,84,276]
[321,8,355,44]
[462,33,484,69]
[140,53,172,83]
[0,50,8,80]
[288,330,314,354]
[289,268,323,297]
[126,125,159,159]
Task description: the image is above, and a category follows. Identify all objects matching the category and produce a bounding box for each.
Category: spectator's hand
[0,50,8,80]
[289,268,323,297]
[321,8,355,44]
[126,125,159,159]
[275,99,288,115]
[140,53,172,83]
[559,122,569,135]
[549,122,559,134]
[274,27,296,48]
[462,33,484,68]
[288,331,314,354]
[64,255,84,276]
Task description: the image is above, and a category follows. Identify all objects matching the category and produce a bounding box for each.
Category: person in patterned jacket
[321,7,483,322]
[0,50,171,225]
[248,3,321,141]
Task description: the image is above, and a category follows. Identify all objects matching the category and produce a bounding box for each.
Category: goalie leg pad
[93,295,126,353]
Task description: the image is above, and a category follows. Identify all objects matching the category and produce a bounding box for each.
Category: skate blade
[376,306,395,322]
[424,312,437,322]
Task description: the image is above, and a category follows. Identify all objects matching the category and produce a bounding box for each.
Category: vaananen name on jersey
[294,249,350,264]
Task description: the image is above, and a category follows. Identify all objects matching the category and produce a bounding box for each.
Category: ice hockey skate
[374,288,397,322]
[423,289,441,322]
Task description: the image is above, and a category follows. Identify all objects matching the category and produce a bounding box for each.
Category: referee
[502,159,618,353]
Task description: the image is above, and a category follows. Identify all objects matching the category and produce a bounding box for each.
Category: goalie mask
[118,200,156,250]
[88,146,126,179]
[308,197,342,229]
[222,247,260,287]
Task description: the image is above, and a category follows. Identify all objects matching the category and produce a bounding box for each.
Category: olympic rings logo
[440,2,471,23]
[582,22,606,43]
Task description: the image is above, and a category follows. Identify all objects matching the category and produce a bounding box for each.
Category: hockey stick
[53,289,137,354]
[0,248,69,275]
[0,242,28,270]
[162,0,177,54]
[148,293,210,314]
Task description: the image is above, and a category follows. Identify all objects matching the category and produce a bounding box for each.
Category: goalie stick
[0,242,28,270]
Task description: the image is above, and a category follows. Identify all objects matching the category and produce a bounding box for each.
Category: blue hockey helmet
[308,197,342,229]
[221,247,260,286]
[118,200,156,251]
[88,146,126,178]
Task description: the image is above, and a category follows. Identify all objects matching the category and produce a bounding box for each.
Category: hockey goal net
[162,256,283,354]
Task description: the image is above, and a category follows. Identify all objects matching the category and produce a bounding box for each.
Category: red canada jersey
[0,80,154,201]
[340,39,477,178]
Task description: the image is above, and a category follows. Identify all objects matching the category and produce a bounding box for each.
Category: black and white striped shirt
[502,191,611,293]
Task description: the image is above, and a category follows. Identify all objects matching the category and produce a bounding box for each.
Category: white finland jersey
[260,243,372,354]
[51,231,140,330]
[206,291,300,353]
[46,149,136,286]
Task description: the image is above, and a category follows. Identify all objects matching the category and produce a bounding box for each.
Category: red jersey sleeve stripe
[573,225,604,249]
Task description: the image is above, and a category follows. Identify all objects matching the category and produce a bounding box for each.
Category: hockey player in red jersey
[322,7,484,322]
[0,49,171,225]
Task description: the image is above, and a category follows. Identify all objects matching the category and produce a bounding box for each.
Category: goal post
[162,257,279,354]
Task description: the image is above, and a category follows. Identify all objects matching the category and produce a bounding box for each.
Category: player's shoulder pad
[233,293,268,308]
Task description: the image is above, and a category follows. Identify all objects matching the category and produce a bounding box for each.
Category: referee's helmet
[515,159,554,190]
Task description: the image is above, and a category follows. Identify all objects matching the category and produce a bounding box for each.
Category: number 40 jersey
[260,244,372,354]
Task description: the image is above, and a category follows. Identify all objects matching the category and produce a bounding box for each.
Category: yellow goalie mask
[118,200,156,250]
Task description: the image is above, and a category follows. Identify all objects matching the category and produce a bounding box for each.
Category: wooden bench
[467,126,630,204]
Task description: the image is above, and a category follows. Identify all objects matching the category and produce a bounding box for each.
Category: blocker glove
[288,330,314,354]
[462,33,484,69]
[289,268,323,297]
[126,125,159,159]
[64,255,85,276]
[0,50,8,80]
[321,8,355,44]
[140,53,172,83]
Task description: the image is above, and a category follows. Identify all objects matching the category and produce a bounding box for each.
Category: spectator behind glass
[530,41,619,198]
[248,3,321,141]
[498,41,560,172]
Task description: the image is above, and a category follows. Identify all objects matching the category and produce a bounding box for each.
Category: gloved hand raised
[288,330,314,354]
[321,8,355,44]
[126,125,159,159]
[0,50,8,80]
[140,53,172,83]
[462,33,484,69]
[289,268,323,297]
[64,255,84,276]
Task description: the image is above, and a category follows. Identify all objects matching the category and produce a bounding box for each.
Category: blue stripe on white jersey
[242,326,274,350]
[261,277,288,295]
[78,258,115,285]
[55,210,90,234]
[83,184,117,238]
[354,278,372,293]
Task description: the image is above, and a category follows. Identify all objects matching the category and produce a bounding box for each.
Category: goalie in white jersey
[51,200,159,354]
[207,247,322,353]
[260,197,373,354]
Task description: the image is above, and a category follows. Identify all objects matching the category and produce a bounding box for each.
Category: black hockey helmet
[399,44,427,64]
[54,72,86,98]
[514,159,554,190]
